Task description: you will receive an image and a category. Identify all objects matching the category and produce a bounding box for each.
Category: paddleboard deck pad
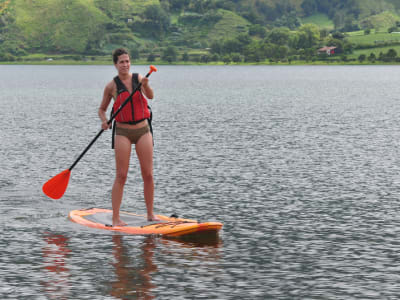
[69,208,223,237]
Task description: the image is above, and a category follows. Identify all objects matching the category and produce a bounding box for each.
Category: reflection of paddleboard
[69,208,223,237]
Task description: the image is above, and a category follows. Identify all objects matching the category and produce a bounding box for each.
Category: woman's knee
[115,171,128,185]
[141,169,153,183]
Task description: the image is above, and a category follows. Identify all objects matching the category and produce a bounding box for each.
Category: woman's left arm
[139,74,154,99]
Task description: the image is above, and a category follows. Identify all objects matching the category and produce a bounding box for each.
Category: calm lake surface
[1,64,400,299]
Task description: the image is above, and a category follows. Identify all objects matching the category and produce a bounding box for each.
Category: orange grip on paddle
[149,65,157,74]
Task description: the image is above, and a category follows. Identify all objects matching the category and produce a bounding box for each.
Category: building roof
[318,46,337,52]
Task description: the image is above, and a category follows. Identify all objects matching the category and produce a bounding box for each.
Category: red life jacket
[113,73,150,124]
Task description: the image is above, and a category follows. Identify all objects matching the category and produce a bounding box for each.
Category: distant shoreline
[1,59,399,66]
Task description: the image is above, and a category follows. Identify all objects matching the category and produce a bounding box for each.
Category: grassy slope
[360,11,400,31]
[13,0,162,53]
[15,0,108,52]
[301,13,334,30]
[207,10,251,41]
[346,28,400,59]
[352,44,400,58]
[346,32,400,44]
[125,0,159,14]
[168,8,251,52]
[96,0,159,18]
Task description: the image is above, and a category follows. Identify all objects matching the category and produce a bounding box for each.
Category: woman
[98,48,159,226]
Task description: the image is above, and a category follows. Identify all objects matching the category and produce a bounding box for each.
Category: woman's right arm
[98,82,113,130]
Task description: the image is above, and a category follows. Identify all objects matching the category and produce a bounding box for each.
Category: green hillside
[15,0,108,53]
[1,0,400,64]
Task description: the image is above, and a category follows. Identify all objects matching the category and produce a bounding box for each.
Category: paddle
[42,65,158,199]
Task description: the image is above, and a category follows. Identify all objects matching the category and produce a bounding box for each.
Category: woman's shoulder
[104,79,117,96]
[106,78,117,88]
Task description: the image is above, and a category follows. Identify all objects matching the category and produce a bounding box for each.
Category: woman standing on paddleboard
[98,48,160,226]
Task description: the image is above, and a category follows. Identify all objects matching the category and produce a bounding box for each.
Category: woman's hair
[112,48,129,64]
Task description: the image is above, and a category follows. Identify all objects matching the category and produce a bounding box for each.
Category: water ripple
[1,65,400,299]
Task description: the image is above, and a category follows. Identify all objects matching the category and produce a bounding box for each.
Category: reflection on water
[109,235,157,300]
[108,234,222,299]
[41,234,71,299]
[39,232,222,300]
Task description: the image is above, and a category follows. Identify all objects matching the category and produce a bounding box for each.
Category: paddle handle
[68,66,157,171]
[68,129,104,171]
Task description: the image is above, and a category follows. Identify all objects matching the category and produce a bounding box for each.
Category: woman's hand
[101,120,111,130]
[141,76,150,87]
[140,75,154,99]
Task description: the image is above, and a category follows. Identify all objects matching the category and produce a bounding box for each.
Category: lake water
[1,64,400,299]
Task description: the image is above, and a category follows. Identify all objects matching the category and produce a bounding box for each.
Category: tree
[343,40,354,54]
[209,40,220,54]
[368,53,376,63]
[320,29,329,39]
[211,53,220,62]
[267,27,290,46]
[236,33,252,47]
[327,38,343,53]
[243,41,263,62]
[316,0,330,14]
[268,45,288,61]
[223,38,242,54]
[231,53,242,63]
[200,54,211,63]
[222,54,231,64]
[386,49,397,60]
[167,0,190,12]
[161,45,178,62]
[343,16,359,32]
[358,54,366,63]
[143,5,170,38]
[182,52,189,62]
[296,24,320,49]
[0,52,16,61]
[147,53,156,62]
[301,0,317,16]
[249,24,266,38]
[129,48,140,60]
[332,32,345,39]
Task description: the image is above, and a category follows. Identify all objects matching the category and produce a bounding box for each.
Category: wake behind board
[69,208,223,237]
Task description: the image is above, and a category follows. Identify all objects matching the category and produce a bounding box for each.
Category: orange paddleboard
[69,208,223,237]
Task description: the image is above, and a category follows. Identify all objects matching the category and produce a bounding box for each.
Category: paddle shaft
[68,71,152,171]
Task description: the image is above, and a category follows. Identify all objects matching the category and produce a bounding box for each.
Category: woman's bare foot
[147,215,161,221]
[112,219,127,227]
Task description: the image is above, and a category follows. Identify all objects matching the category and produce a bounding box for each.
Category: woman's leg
[112,135,132,226]
[135,132,159,221]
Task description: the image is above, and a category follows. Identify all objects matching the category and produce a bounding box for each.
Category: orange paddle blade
[42,169,71,199]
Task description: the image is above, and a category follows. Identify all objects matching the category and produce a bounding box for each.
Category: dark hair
[112,48,129,64]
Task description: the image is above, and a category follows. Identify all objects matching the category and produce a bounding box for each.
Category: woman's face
[115,54,130,75]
